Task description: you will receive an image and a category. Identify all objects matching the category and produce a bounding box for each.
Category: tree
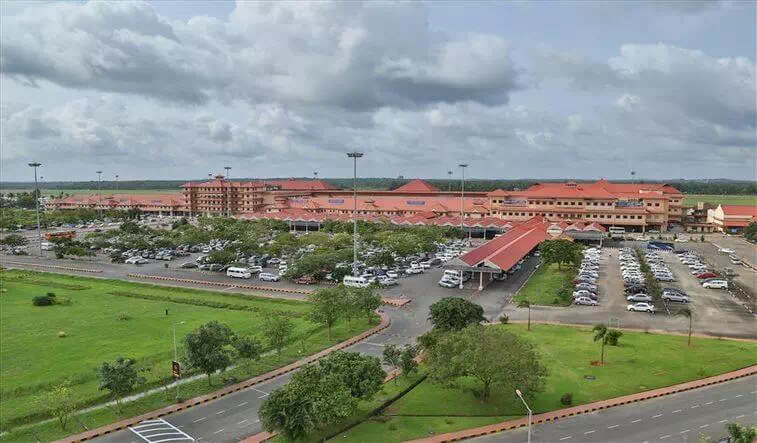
[426,325,547,401]
[259,384,315,441]
[317,351,385,399]
[381,232,420,257]
[400,345,419,378]
[383,344,402,384]
[98,357,146,412]
[52,239,95,259]
[38,381,76,430]
[428,297,485,331]
[206,249,237,265]
[309,287,349,340]
[331,265,352,283]
[0,234,27,247]
[264,315,294,360]
[233,335,263,374]
[366,250,395,268]
[183,321,235,385]
[606,329,623,346]
[592,324,622,364]
[745,222,757,242]
[517,300,531,331]
[348,287,381,324]
[539,239,582,269]
[677,307,694,346]
[726,422,757,443]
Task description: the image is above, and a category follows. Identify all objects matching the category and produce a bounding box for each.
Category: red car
[696,272,718,279]
[295,275,315,285]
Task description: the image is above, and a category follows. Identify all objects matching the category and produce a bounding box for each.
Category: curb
[1,261,103,273]
[404,364,757,442]
[126,273,312,295]
[57,311,391,443]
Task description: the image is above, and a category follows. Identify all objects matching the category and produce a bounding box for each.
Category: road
[471,375,757,443]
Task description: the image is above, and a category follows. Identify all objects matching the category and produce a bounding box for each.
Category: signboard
[172,361,182,379]
[407,200,426,206]
[328,199,345,204]
[500,200,528,206]
[547,225,563,237]
[616,200,644,208]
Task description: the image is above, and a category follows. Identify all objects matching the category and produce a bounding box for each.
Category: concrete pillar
[478,271,484,291]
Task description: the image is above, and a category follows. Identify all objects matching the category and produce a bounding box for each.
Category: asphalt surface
[471,375,757,443]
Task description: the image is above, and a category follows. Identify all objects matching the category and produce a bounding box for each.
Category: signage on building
[547,224,563,236]
[616,200,644,208]
[328,199,345,204]
[407,200,426,206]
[500,200,528,206]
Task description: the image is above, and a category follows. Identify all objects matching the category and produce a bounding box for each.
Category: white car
[573,289,596,298]
[626,293,652,303]
[438,279,457,288]
[574,296,598,306]
[718,248,735,254]
[377,276,398,286]
[419,261,433,269]
[702,279,728,289]
[405,267,424,275]
[386,270,399,279]
[627,302,656,313]
[259,273,280,282]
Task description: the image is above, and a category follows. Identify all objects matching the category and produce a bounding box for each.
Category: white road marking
[680,430,690,434]
[237,401,248,407]
[251,386,269,396]
[237,419,248,425]
[363,341,385,347]
[559,437,572,441]
[652,414,662,418]
[705,401,713,405]
[631,419,642,423]
[193,417,207,423]
[750,390,757,394]
[584,430,595,435]
[719,398,728,402]
[213,429,225,435]
[216,410,226,415]
[660,435,670,440]
[719,419,728,423]
[608,425,619,429]
[736,414,745,419]
[700,424,709,428]
[734,394,743,398]
[691,405,700,409]
[672,409,682,413]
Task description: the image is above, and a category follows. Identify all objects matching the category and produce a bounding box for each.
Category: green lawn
[513,263,572,306]
[0,270,374,436]
[335,324,757,442]
[683,194,757,207]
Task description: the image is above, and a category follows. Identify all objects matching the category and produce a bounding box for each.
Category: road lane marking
[237,401,248,407]
[213,429,225,435]
[719,398,728,402]
[734,394,743,398]
[660,435,670,440]
[363,341,385,347]
[652,414,662,418]
[631,419,642,423]
[700,425,709,429]
[193,417,207,423]
[216,410,226,415]
[559,437,572,441]
[584,430,596,435]
[608,425,619,429]
[736,414,745,419]
[237,419,248,425]
[672,409,682,413]
[680,430,690,434]
[719,419,728,423]
[750,390,757,394]
[691,405,700,409]
[705,401,713,405]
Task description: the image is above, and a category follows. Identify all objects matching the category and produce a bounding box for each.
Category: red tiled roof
[722,220,752,227]
[459,217,548,271]
[721,205,757,217]
[392,179,440,193]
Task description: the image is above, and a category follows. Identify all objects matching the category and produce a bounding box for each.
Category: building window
[570,202,576,206]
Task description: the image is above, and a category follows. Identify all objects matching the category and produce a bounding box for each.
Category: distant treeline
[2,178,756,195]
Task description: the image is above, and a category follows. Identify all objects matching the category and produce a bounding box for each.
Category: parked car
[295,275,315,285]
[259,273,280,282]
[627,302,656,313]
[574,296,598,306]
[405,267,424,275]
[702,279,728,289]
[208,264,224,272]
[180,262,197,269]
[662,292,690,303]
[626,293,652,303]
[696,272,718,279]
[718,248,735,254]
[438,279,457,288]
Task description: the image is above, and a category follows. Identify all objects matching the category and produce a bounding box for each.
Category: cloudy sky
[1,0,754,182]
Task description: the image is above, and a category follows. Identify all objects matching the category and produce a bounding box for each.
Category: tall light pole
[96,170,103,218]
[347,151,364,276]
[28,162,43,256]
[115,174,119,193]
[458,164,468,288]
[224,166,232,217]
[173,321,186,400]
[516,389,532,443]
[447,170,452,191]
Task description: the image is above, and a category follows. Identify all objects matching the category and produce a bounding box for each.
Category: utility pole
[313,172,318,190]
[115,174,119,193]
[96,170,103,218]
[28,162,42,256]
[224,166,232,217]
[447,170,452,191]
[347,151,364,276]
[173,321,185,400]
[516,389,532,443]
[458,164,468,289]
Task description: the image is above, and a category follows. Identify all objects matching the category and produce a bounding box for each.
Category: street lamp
[115,174,119,193]
[458,164,468,288]
[347,151,364,276]
[447,170,452,191]
[96,170,103,217]
[515,389,532,443]
[224,166,232,217]
[28,162,42,256]
[173,321,186,400]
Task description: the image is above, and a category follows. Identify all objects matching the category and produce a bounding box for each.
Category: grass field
[513,263,573,306]
[335,324,757,442]
[683,194,757,206]
[0,270,374,436]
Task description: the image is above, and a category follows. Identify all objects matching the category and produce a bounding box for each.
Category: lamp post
[28,162,42,256]
[347,151,364,276]
[96,170,103,217]
[173,321,186,400]
[224,166,232,217]
[447,170,452,191]
[458,163,468,289]
[115,174,119,193]
[516,389,532,443]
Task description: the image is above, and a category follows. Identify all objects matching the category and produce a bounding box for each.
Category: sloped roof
[721,205,757,218]
[458,217,548,271]
[392,179,440,193]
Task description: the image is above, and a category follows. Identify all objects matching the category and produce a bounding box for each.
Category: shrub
[388,423,397,431]
[46,292,56,298]
[116,312,131,321]
[499,314,509,324]
[33,295,54,306]
[57,331,67,338]
[444,418,454,425]
[560,393,573,405]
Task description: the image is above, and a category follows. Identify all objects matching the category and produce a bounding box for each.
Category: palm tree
[517,300,531,331]
[677,307,693,346]
[592,324,608,364]
[726,422,757,443]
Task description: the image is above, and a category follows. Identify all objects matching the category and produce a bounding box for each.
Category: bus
[45,231,77,241]
[608,227,625,239]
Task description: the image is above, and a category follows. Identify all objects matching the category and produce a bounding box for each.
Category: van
[248,265,263,274]
[343,276,370,288]
[443,270,462,279]
[40,242,54,251]
[702,279,728,289]
[226,267,252,279]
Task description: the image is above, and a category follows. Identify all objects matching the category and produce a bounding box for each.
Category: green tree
[400,345,419,378]
[233,335,263,374]
[0,234,28,247]
[726,422,757,443]
[540,239,582,269]
[317,351,386,399]
[366,250,395,268]
[426,325,547,401]
[97,357,146,412]
[677,307,694,346]
[264,315,294,361]
[259,384,315,441]
[517,300,531,331]
[592,324,621,363]
[381,232,420,257]
[428,297,485,331]
[348,286,381,324]
[745,222,757,242]
[382,344,402,384]
[206,249,238,265]
[38,381,76,430]
[183,321,235,385]
[309,287,349,340]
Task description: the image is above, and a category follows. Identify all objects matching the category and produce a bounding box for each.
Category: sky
[1,0,755,182]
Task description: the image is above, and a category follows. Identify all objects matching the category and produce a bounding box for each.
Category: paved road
[471,375,757,443]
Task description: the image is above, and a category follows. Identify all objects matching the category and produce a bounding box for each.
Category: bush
[33,295,54,306]
[116,312,131,321]
[498,314,509,324]
[46,292,56,298]
[388,423,397,431]
[560,393,573,405]
[57,331,67,338]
